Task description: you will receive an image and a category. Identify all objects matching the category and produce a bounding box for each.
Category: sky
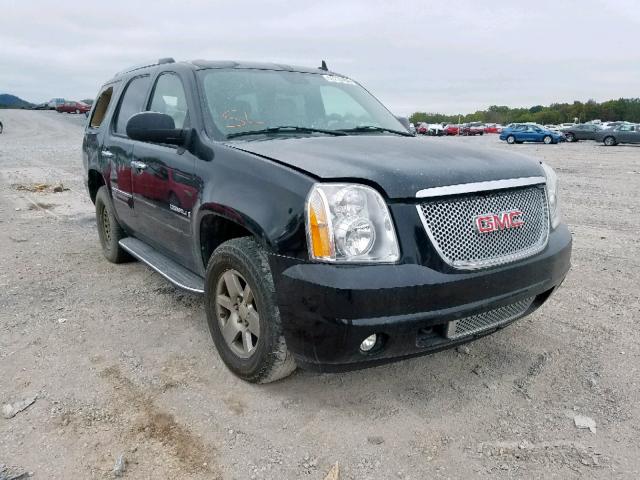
[1,0,639,115]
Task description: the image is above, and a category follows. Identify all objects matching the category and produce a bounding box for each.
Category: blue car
[499,125,565,144]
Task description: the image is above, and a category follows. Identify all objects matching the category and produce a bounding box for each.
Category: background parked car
[561,123,602,142]
[595,123,640,146]
[461,123,484,136]
[499,124,565,144]
[416,122,429,135]
[484,123,503,134]
[444,124,459,135]
[427,123,446,136]
[56,101,91,114]
[47,98,66,110]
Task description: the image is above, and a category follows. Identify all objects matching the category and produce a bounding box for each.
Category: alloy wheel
[215,269,260,359]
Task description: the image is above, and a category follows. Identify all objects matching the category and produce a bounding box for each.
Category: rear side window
[89,86,113,128]
[113,75,150,135]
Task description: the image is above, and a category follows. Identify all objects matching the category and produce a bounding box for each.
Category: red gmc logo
[475,210,525,233]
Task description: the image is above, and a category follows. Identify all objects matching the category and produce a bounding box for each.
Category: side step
[119,237,205,294]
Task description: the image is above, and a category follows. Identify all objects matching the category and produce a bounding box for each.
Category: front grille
[418,186,549,269]
[445,297,535,339]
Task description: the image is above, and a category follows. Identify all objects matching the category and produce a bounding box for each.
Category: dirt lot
[1,110,639,479]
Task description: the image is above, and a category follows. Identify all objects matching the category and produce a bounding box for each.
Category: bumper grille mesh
[418,186,549,269]
[446,297,535,340]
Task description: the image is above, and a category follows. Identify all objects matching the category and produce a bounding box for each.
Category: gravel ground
[1,110,639,479]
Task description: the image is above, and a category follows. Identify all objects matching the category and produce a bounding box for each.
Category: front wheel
[506,135,516,144]
[0,122,3,134]
[603,136,616,146]
[205,237,296,383]
[543,135,553,144]
[566,133,575,142]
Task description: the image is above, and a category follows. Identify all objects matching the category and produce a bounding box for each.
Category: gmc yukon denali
[82,58,572,383]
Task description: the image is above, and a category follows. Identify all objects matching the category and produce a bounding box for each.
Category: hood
[226,135,544,199]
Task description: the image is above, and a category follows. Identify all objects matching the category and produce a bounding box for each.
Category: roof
[110,58,341,81]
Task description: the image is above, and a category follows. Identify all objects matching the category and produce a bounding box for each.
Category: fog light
[360,334,378,352]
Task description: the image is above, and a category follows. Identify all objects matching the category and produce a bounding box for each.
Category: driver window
[149,73,189,129]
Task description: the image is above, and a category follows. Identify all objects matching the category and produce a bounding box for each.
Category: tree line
[409,98,640,125]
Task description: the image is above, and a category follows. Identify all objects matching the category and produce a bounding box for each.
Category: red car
[484,124,503,134]
[461,123,484,136]
[444,124,460,135]
[56,101,91,114]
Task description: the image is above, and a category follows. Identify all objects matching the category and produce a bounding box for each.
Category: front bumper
[270,224,572,372]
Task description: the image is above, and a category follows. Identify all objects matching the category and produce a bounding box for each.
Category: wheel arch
[197,207,270,270]
[87,169,106,204]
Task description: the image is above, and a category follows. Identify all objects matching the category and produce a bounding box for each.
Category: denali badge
[475,210,524,233]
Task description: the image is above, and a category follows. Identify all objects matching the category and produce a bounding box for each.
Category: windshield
[197,68,406,138]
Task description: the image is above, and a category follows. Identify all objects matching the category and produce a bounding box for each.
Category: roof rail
[114,57,176,77]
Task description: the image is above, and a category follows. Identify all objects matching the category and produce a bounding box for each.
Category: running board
[119,237,205,294]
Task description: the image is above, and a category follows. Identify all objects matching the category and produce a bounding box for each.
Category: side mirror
[126,111,185,145]
[395,116,411,131]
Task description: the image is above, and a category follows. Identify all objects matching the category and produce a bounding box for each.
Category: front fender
[191,142,316,273]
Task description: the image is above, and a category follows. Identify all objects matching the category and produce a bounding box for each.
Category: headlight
[541,162,561,229]
[306,183,400,263]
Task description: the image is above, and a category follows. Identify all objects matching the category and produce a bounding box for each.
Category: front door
[102,74,151,230]
[131,72,198,269]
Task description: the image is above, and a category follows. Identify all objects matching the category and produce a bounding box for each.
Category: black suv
[83,58,571,383]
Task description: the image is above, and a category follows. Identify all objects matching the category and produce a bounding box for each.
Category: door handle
[101,149,114,158]
[131,160,148,171]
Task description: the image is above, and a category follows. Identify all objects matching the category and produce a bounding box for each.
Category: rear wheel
[543,135,553,144]
[603,136,616,146]
[75,109,81,114]
[506,135,516,144]
[0,122,3,134]
[205,237,296,383]
[95,186,131,263]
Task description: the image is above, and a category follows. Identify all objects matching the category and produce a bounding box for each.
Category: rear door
[130,71,198,268]
[616,124,634,143]
[101,74,152,230]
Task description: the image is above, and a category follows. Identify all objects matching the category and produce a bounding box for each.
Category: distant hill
[0,94,35,109]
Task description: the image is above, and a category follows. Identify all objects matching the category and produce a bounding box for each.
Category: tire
[95,186,131,263]
[75,109,80,114]
[506,135,516,144]
[543,135,553,144]
[0,122,3,134]
[205,237,296,383]
[603,136,616,146]
[566,133,575,142]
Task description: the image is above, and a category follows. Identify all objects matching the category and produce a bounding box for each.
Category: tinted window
[114,75,150,135]
[149,73,189,129]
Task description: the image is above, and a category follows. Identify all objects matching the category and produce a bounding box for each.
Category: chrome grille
[418,186,549,269]
[446,297,535,339]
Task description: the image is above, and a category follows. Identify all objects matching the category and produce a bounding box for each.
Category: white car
[428,123,445,136]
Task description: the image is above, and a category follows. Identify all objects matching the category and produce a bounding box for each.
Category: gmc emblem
[475,210,524,233]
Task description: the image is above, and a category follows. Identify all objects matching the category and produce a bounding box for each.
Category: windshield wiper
[227,126,347,139]
[339,125,413,137]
